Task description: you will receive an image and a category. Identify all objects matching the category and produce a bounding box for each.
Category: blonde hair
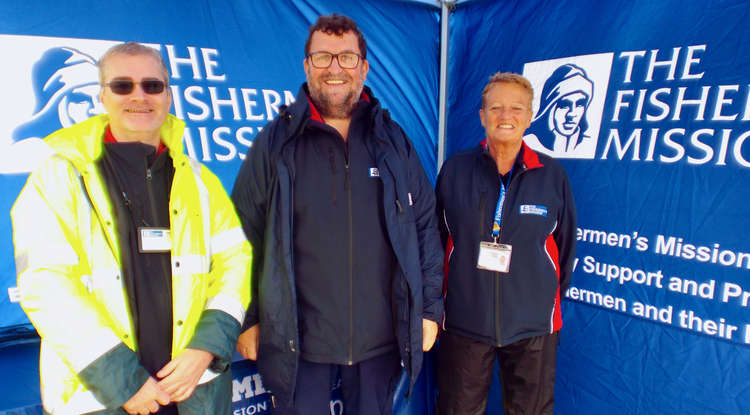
[481,72,533,108]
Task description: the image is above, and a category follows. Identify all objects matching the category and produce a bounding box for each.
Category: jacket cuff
[78,342,150,409]
[423,285,444,323]
[187,309,241,372]
[422,302,443,323]
[242,301,259,331]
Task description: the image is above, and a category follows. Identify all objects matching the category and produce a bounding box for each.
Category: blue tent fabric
[0,406,43,415]
[0,1,440,413]
[0,0,440,327]
[448,0,750,413]
[0,342,41,413]
[2,0,750,414]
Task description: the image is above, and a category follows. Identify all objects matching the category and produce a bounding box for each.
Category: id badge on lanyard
[138,227,171,253]
[477,241,512,272]
[477,168,513,273]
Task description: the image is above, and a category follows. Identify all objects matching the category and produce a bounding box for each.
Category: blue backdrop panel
[0,0,438,326]
[0,341,42,413]
[449,0,750,413]
[0,1,439,413]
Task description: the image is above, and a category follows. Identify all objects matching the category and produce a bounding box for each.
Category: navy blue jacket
[231,85,444,406]
[436,142,576,346]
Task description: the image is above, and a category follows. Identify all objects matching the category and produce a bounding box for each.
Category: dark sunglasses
[103,78,166,95]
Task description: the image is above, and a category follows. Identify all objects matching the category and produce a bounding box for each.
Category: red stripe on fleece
[546,234,563,331]
[443,236,454,296]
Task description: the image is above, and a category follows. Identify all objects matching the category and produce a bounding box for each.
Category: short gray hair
[98,42,169,85]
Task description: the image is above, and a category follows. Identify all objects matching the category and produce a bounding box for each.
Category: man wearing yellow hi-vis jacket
[11,42,251,415]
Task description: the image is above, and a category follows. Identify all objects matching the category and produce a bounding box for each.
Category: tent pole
[437,0,454,173]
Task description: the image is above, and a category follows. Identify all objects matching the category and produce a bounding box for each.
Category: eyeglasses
[307,52,362,69]
[102,78,166,95]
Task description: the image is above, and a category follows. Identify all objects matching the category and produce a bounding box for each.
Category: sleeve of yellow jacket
[185,163,253,372]
[12,155,151,409]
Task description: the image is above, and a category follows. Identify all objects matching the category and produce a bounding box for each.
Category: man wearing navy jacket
[232,14,444,415]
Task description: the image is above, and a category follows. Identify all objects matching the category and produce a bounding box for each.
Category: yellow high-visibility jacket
[12,114,252,414]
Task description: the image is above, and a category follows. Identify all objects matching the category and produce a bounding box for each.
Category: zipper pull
[122,192,132,209]
[395,199,404,213]
[146,168,152,181]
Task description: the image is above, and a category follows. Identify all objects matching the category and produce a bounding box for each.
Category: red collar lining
[479,138,544,170]
[104,125,167,155]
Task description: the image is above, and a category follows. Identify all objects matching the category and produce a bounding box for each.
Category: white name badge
[477,242,512,273]
[138,227,171,253]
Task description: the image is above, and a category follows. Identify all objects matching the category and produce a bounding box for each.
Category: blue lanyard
[491,167,513,242]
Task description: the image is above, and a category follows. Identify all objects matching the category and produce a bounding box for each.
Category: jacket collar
[44,113,186,171]
[479,139,544,172]
[305,87,372,125]
[103,125,167,155]
[520,142,544,170]
[278,83,382,149]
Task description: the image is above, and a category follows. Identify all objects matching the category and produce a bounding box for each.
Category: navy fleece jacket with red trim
[436,143,576,346]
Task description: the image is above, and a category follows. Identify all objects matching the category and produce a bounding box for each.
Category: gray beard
[312,89,358,119]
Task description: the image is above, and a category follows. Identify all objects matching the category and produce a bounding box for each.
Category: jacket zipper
[345,147,354,365]
[478,190,503,347]
[494,169,520,346]
[145,158,174,306]
[145,161,158,225]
